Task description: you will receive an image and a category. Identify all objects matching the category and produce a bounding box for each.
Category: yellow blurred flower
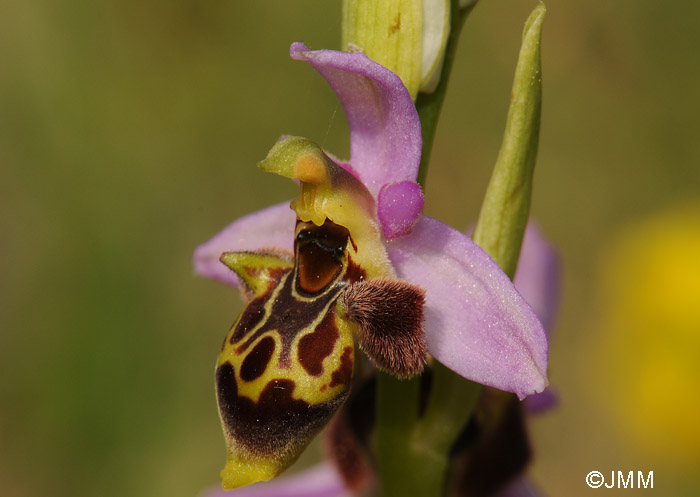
[593,200,700,471]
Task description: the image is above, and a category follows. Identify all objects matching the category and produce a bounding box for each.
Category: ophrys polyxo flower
[194,42,548,490]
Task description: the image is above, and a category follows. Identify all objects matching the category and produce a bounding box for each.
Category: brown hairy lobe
[339,278,427,378]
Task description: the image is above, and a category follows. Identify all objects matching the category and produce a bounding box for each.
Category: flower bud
[341,0,452,98]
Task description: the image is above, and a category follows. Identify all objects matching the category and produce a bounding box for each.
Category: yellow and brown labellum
[215,138,429,489]
[215,221,357,489]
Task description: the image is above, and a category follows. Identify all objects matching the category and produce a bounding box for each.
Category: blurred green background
[1,1,698,496]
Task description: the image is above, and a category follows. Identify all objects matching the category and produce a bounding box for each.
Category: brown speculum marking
[233,271,342,365]
[345,256,367,283]
[330,346,354,388]
[230,293,269,344]
[298,309,340,376]
[240,336,276,382]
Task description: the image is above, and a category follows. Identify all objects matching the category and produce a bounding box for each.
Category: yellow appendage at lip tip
[220,453,280,490]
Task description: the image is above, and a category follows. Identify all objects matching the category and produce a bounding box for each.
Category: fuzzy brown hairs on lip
[339,278,427,378]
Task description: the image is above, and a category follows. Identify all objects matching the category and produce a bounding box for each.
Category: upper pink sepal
[290,42,421,198]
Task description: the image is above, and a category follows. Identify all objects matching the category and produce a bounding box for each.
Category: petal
[199,462,350,497]
[193,202,296,287]
[386,216,548,399]
[290,42,421,197]
[513,223,560,333]
[377,180,424,240]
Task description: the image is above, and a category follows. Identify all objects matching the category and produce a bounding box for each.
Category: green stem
[376,365,481,497]
[376,372,444,497]
[414,362,481,454]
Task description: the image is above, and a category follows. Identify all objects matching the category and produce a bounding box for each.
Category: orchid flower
[193,42,548,490]
[200,223,560,497]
